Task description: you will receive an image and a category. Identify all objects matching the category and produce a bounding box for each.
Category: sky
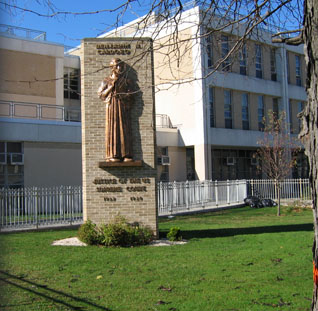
[0,0,150,48]
[0,0,303,48]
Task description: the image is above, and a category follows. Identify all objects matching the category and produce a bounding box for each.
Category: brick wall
[81,38,158,236]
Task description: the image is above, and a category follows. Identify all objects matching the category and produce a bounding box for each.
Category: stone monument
[81,38,158,236]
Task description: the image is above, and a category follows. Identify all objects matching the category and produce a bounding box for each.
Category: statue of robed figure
[97,58,134,162]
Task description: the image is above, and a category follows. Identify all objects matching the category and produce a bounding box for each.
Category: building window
[255,44,262,79]
[239,45,247,75]
[295,55,302,86]
[273,98,280,120]
[292,150,309,179]
[211,149,261,180]
[206,33,213,68]
[186,147,195,180]
[0,142,24,188]
[209,87,215,127]
[258,95,264,131]
[64,68,80,100]
[297,101,304,132]
[224,90,232,129]
[221,35,230,71]
[286,51,290,83]
[241,93,249,130]
[270,48,277,81]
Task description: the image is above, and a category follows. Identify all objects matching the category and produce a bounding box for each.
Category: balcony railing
[0,101,81,122]
[0,24,46,41]
[0,101,177,127]
[156,114,175,128]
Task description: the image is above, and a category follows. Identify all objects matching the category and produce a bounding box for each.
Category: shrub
[167,227,182,241]
[100,221,130,247]
[128,225,154,246]
[78,220,101,245]
[78,217,154,247]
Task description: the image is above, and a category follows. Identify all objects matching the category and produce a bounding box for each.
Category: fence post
[70,186,73,225]
[251,179,254,196]
[186,180,189,210]
[236,179,239,203]
[169,182,173,214]
[10,101,13,118]
[227,180,230,204]
[299,178,303,200]
[201,181,205,208]
[34,187,38,229]
[215,180,218,206]
[37,104,41,119]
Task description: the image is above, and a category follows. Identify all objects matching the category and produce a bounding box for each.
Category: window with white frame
[255,44,263,78]
[241,93,249,130]
[295,55,302,86]
[258,95,264,131]
[224,90,232,129]
[64,68,80,100]
[209,87,215,127]
[0,142,24,188]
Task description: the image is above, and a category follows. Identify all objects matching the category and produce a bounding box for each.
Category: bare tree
[255,111,300,216]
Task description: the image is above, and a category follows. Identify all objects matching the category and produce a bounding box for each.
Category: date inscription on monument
[93,177,151,203]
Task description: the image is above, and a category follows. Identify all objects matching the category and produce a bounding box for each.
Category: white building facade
[99,3,308,182]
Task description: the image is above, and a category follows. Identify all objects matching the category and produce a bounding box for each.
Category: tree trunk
[302,0,318,309]
[277,184,281,217]
[275,181,281,216]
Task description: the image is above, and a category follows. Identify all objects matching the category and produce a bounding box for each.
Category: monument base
[98,160,143,168]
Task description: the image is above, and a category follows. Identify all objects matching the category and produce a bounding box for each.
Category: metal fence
[0,179,312,230]
[0,100,81,122]
[0,186,82,230]
[246,179,312,201]
[157,179,247,216]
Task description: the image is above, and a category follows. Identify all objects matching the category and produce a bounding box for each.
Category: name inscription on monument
[93,177,150,202]
[96,43,143,55]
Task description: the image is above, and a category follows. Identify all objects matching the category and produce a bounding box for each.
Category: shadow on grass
[0,270,111,310]
[173,223,313,240]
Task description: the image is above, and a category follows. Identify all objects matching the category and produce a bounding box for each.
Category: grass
[0,206,314,311]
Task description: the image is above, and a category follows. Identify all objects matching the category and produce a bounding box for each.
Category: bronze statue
[98,58,134,162]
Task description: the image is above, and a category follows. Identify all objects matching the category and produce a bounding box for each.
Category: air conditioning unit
[226,157,235,166]
[250,158,259,166]
[157,156,170,166]
[0,153,6,165]
[11,153,24,165]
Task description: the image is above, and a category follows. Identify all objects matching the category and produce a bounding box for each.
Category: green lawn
[0,206,314,311]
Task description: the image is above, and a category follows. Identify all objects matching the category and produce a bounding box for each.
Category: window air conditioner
[157,156,170,166]
[0,153,6,165]
[226,157,235,166]
[11,153,24,165]
[161,156,170,165]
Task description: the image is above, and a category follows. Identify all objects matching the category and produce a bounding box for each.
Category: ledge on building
[98,160,143,168]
